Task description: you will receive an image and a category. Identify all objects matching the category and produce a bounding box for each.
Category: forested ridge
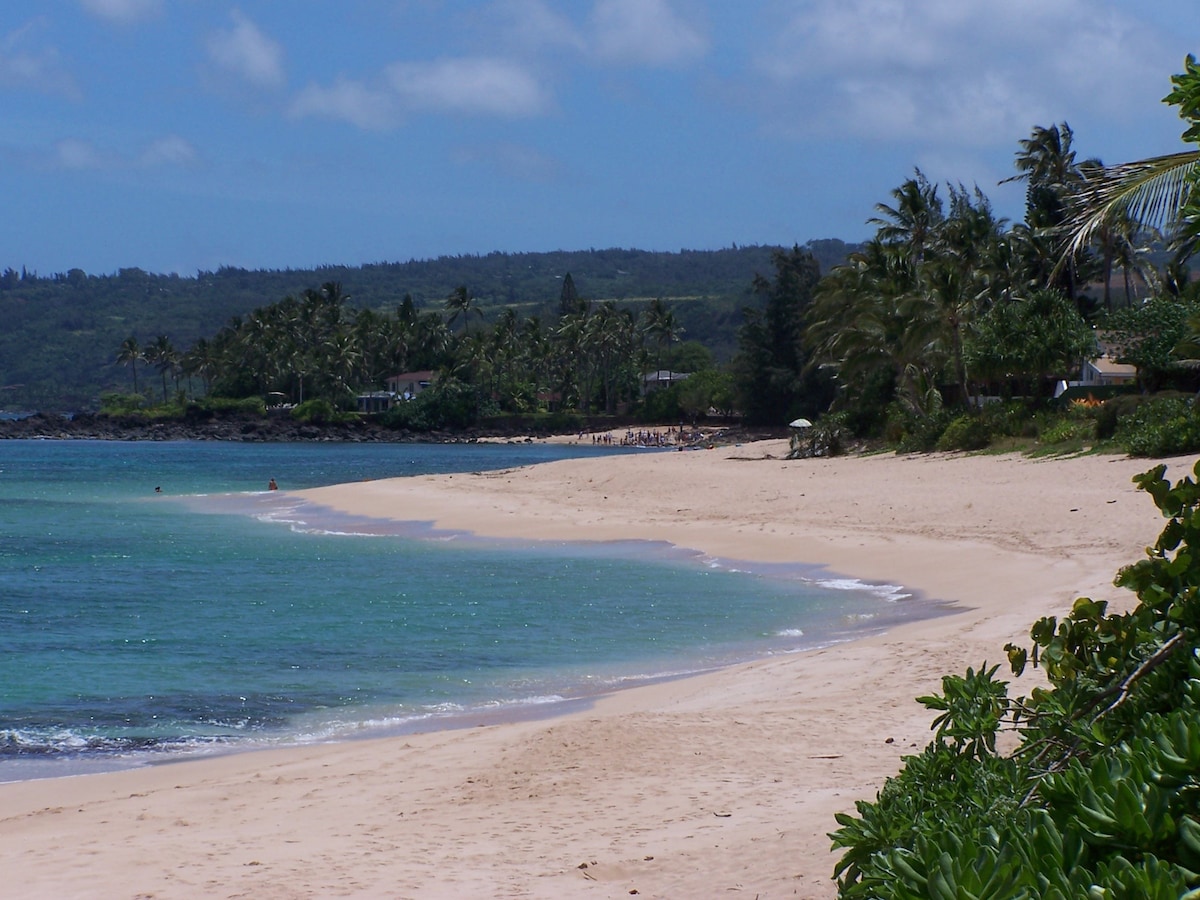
[0,241,857,411]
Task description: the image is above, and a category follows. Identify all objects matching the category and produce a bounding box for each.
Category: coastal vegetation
[0,244,834,411]
[9,58,1200,457]
[84,53,1200,451]
[831,462,1200,898]
[831,58,1200,898]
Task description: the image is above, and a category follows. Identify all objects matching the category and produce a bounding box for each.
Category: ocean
[0,439,929,782]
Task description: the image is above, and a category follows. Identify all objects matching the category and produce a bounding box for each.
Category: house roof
[1087,357,1138,378]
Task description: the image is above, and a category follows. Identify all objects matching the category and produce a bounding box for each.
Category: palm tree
[587,302,637,414]
[1063,149,1200,263]
[1062,59,1200,267]
[116,336,143,394]
[181,338,216,396]
[642,297,681,379]
[1003,122,1097,304]
[146,335,177,403]
[555,309,591,412]
[868,170,943,263]
[445,285,482,335]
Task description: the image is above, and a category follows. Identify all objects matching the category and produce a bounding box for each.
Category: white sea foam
[480,694,565,708]
[815,577,911,601]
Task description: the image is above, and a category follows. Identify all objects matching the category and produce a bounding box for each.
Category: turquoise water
[0,440,929,781]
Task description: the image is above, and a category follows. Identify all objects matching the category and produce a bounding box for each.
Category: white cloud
[386,57,549,117]
[206,10,285,90]
[589,0,708,67]
[78,0,161,24]
[291,55,549,129]
[485,0,586,53]
[53,138,108,170]
[139,135,199,168]
[755,0,1171,146]
[49,135,198,171]
[289,77,399,130]
[0,22,80,100]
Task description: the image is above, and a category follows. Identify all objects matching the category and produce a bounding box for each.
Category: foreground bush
[1117,395,1200,457]
[831,462,1200,897]
[935,413,991,452]
[98,392,147,415]
[380,378,493,431]
[290,398,348,424]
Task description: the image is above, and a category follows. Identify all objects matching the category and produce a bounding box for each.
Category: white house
[641,370,690,394]
[386,370,435,400]
[1080,354,1138,388]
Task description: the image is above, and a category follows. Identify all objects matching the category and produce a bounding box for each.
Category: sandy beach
[2,443,1193,899]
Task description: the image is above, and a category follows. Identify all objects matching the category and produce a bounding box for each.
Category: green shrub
[198,395,267,416]
[831,463,1200,898]
[380,378,490,432]
[540,410,584,434]
[291,398,343,424]
[935,414,992,451]
[1116,395,1200,457]
[1094,394,1146,440]
[636,385,682,423]
[98,392,147,415]
[789,412,852,458]
[977,400,1039,439]
[885,405,954,453]
[1036,409,1097,446]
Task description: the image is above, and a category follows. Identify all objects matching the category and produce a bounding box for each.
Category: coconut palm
[1063,148,1200,262]
[642,297,681,379]
[181,338,216,396]
[145,335,177,403]
[116,336,143,394]
[868,170,943,263]
[1003,122,1098,304]
[1063,58,1200,265]
[445,285,482,335]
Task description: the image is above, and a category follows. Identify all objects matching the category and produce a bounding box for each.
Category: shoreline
[1,443,1192,899]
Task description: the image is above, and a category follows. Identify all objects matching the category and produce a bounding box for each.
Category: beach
[1,442,1191,899]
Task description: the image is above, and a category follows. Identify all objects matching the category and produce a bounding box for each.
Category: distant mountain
[0,241,861,410]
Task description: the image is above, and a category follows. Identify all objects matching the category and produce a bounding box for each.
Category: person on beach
[268,478,278,490]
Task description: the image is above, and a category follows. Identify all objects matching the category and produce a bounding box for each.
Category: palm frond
[1063,149,1200,260]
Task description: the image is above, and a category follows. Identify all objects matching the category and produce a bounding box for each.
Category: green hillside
[0,241,858,411]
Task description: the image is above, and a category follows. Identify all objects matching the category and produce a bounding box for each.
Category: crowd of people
[583,426,709,448]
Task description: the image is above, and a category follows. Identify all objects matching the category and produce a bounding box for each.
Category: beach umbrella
[788,418,813,429]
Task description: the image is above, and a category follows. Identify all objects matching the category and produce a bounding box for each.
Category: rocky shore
[0,410,775,446]
[0,411,484,443]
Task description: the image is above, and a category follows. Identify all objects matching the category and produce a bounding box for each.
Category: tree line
[107,57,1200,448]
[831,56,1200,898]
[107,117,1199,436]
[109,275,740,426]
[2,245,819,411]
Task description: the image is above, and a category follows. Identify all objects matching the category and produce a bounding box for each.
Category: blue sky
[1,1,1195,276]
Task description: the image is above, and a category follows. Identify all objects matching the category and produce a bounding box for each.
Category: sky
[1,0,1196,277]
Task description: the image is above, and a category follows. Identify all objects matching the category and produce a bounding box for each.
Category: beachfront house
[1079,349,1138,389]
[1054,338,1139,400]
[641,370,689,395]
[355,371,437,414]
[356,391,394,414]
[386,370,435,400]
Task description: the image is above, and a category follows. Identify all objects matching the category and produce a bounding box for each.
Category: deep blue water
[0,440,927,781]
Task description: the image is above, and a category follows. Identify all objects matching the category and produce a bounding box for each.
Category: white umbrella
[788,418,813,428]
